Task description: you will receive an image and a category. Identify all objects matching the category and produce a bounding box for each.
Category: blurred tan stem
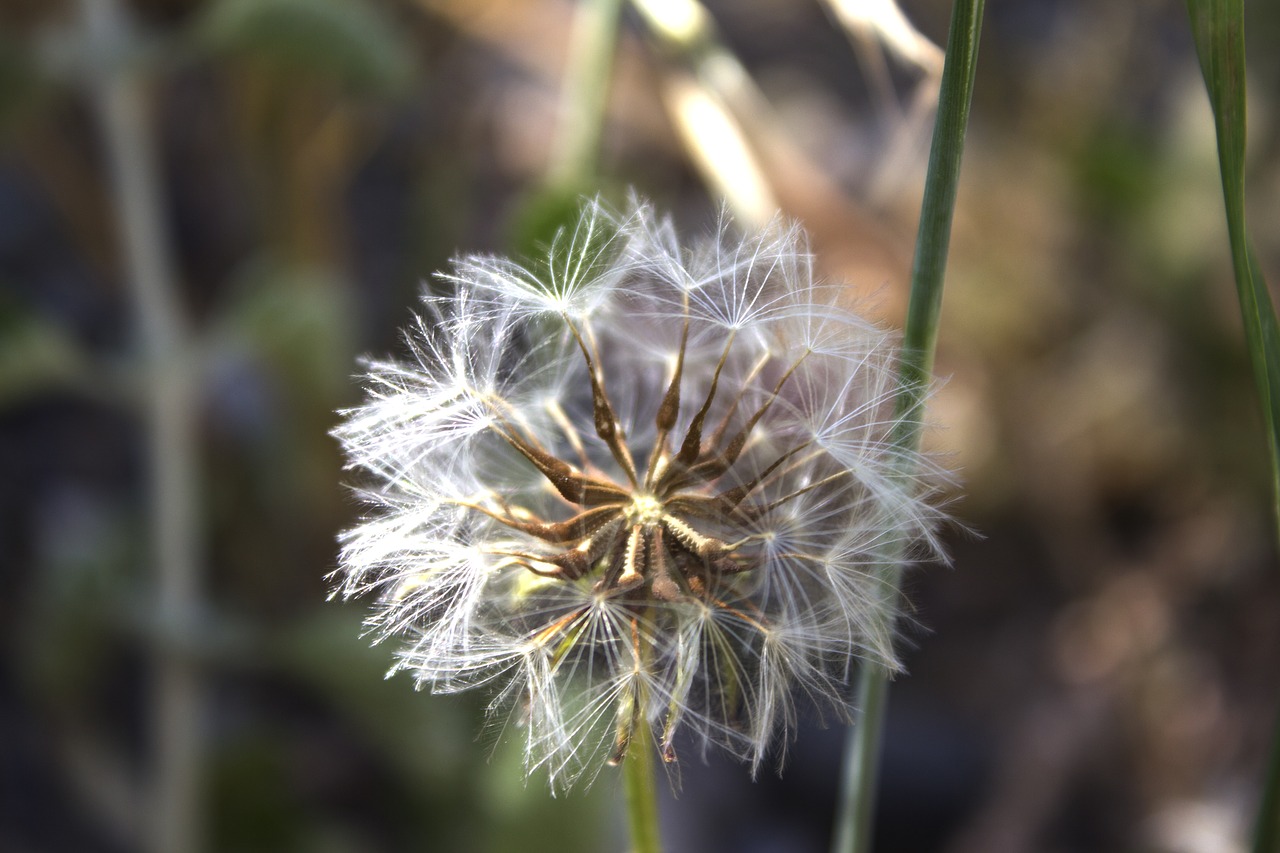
[82,1,204,851]
[629,0,777,227]
[550,0,626,188]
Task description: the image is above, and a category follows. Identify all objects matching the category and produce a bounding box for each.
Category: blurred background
[2,0,1279,851]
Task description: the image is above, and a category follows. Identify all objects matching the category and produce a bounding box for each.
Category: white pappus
[331,198,947,790]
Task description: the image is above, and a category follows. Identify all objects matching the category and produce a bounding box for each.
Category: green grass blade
[831,1,984,851]
[1184,2,1280,850]
[1185,0,1280,506]
[1260,700,1280,853]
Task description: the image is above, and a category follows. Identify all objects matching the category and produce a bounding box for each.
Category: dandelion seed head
[332,198,946,790]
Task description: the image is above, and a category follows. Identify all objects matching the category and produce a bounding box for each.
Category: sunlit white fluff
[332,198,945,790]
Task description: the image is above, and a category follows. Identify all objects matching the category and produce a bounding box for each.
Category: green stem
[550,0,626,188]
[623,720,662,853]
[831,1,985,851]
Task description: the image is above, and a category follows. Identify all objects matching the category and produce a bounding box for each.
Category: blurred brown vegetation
[1,1,1278,851]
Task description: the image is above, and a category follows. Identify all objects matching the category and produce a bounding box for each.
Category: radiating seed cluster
[332,199,945,788]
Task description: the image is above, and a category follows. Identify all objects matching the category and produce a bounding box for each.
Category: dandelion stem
[550,0,626,188]
[832,1,984,851]
[622,709,663,853]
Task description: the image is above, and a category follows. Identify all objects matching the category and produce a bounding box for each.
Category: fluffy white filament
[332,199,945,790]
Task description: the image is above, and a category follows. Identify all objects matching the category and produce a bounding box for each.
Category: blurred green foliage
[0,35,46,136]
[0,296,94,405]
[194,0,416,96]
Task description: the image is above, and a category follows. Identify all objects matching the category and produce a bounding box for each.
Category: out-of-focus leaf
[194,0,415,96]
[0,35,47,135]
[213,258,356,404]
[1073,121,1160,222]
[1184,1,1280,851]
[498,191,627,302]
[17,494,136,706]
[0,296,92,406]
[506,185,609,265]
[275,607,613,853]
[208,734,303,853]
[271,606,474,812]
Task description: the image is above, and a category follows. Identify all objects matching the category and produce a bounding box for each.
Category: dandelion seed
[332,198,946,790]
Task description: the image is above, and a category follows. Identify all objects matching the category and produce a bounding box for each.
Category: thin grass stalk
[831,1,985,851]
[833,661,890,853]
[550,0,626,188]
[83,2,204,851]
